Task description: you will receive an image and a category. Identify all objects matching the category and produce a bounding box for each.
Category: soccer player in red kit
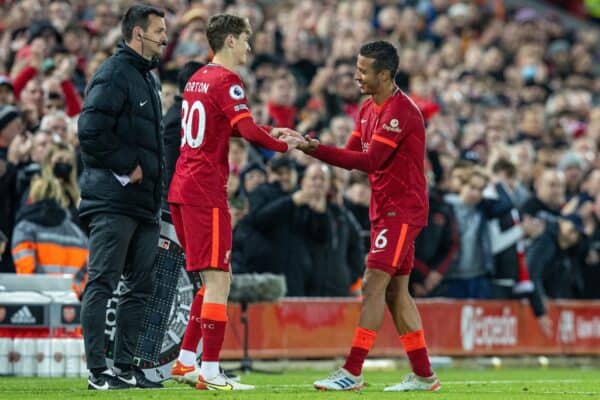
[304,41,440,392]
[167,14,303,391]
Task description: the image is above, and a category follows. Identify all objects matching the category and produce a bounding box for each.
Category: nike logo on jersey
[139,100,148,107]
[371,249,385,254]
[361,119,367,124]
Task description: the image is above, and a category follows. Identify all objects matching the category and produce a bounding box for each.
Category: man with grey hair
[40,111,69,142]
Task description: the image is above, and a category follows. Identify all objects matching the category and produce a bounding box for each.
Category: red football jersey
[168,64,252,208]
[354,89,428,225]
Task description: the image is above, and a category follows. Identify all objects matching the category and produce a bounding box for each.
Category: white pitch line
[443,379,583,385]
[247,379,586,389]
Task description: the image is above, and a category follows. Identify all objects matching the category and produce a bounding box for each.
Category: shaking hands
[270,128,320,153]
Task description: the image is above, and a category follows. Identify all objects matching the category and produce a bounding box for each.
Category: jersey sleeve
[214,73,252,127]
[345,113,363,151]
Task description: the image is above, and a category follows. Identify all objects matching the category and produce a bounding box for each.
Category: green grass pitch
[1,368,598,399]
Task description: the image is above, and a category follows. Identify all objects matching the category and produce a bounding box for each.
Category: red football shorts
[169,204,231,272]
[367,216,422,276]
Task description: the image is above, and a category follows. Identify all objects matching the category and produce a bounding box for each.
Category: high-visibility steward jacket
[12,199,88,278]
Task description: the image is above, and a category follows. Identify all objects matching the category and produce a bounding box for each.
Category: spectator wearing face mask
[18,142,81,226]
[15,130,51,206]
[47,143,80,222]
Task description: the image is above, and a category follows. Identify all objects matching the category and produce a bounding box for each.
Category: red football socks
[343,326,377,376]
[200,302,228,362]
[400,330,433,377]
[181,286,205,352]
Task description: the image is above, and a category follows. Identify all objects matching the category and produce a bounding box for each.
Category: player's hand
[271,127,303,140]
[129,164,143,184]
[280,135,305,152]
[269,127,285,139]
[297,135,319,153]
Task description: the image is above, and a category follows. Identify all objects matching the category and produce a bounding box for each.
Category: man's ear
[378,69,392,82]
[225,33,235,48]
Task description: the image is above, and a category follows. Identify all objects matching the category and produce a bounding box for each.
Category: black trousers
[81,212,159,370]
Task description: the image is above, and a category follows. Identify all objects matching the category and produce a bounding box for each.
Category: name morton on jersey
[185,81,210,93]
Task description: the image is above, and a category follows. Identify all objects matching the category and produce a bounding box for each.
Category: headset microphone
[141,35,167,46]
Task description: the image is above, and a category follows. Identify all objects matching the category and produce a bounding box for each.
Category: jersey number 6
[375,228,388,249]
[180,99,206,149]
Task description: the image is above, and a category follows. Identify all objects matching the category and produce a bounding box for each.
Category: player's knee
[362,269,391,297]
[201,270,231,303]
[365,267,390,282]
[385,286,397,305]
[386,276,411,302]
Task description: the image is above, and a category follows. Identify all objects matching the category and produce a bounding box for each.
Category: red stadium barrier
[220,299,600,358]
[2,299,599,357]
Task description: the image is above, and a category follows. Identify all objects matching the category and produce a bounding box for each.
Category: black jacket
[247,182,329,296]
[521,196,561,221]
[412,189,460,283]
[581,219,600,299]
[526,220,584,300]
[307,203,365,297]
[78,41,163,221]
[231,215,267,274]
[0,151,17,273]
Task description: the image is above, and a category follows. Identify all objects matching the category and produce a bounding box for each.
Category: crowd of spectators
[0,1,599,314]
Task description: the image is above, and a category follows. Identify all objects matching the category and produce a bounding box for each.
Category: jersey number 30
[180,99,206,149]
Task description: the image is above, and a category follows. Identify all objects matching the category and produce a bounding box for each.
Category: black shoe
[117,366,164,389]
[88,369,133,390]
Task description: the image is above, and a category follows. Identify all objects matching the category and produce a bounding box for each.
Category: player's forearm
[312,144,374,173]
[236,118,287,152]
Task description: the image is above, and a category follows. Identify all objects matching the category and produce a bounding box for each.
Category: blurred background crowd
[0,1,599,317]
